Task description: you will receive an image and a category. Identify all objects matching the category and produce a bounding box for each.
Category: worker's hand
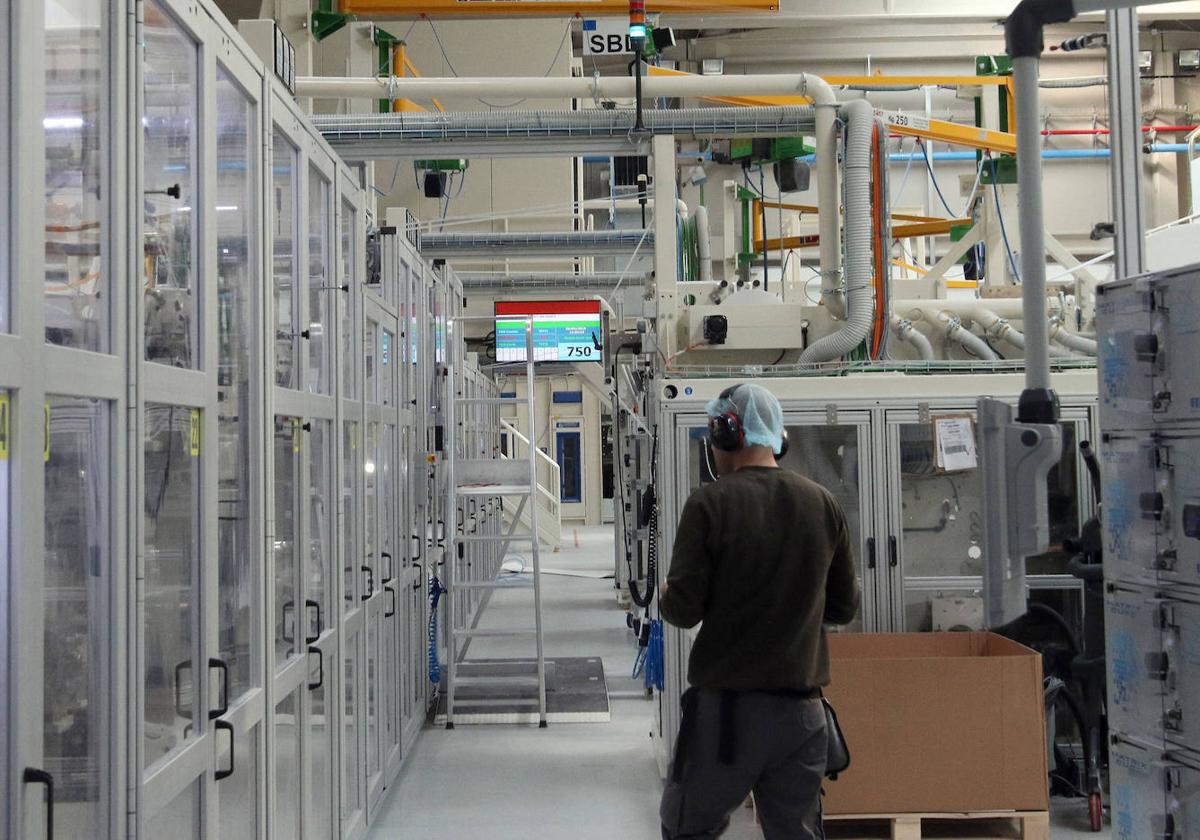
[659,581,669,597]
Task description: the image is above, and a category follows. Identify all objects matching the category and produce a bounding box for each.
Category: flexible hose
[890,317,935,360]
[694,204,713,286]
[632,619,665,692]
[1049,323,1099,355]
[628,495,658,609]
[943,317,999,361]
[628,430,659,609]
[801,99,876,363]
[428,576,446,684]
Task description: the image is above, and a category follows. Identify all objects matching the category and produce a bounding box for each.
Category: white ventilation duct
[799,99,874,364]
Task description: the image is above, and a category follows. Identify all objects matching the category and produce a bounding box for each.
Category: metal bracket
[311,10,350,42]
[825,403,838,425]
[917,402,931,425]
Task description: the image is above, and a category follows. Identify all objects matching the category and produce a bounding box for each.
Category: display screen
[495,300,604,363]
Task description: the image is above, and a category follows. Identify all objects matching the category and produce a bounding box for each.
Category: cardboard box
[822,632,1048,815]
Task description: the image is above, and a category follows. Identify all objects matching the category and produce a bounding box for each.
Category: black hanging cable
[627,426,659,608]
[759,165,770,293]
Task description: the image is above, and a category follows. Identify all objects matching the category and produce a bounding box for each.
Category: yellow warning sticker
[44,403,51,462]
[0,393,8,460]
[189,410,202,457]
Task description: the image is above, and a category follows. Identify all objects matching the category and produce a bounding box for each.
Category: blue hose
[428,576,446,685]
[632,619,665,692]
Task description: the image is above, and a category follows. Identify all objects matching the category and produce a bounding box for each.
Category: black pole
[759,166,770,292]
[633,50,645,131]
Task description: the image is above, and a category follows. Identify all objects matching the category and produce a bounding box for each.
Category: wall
[340,19,580,276]
[498,373,605,526]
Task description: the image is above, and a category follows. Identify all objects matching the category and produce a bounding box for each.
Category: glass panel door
[212,56,266,839]
[142,0,198,370]
[271,130,299,389]
[306,168,332,396]
[679,411,880,632]
[44,0,108,352]
[43,397,111,837]
[884,406,1090,632]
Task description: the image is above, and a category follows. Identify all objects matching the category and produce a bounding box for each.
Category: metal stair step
[452,675,542,687]
[456,484,533,496]
[451,627,539,637]
[453,579,533,590]
[455,534,536,544]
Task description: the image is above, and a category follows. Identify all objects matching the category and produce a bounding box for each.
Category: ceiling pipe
[459,272,644,290]
[295,72,836,105]
[299,72,842,299]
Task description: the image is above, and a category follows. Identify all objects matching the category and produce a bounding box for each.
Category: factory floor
[366,526,1100,840]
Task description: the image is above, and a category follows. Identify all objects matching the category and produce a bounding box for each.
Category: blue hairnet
[705,383,785,455]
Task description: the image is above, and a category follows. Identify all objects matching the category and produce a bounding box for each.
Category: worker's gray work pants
[660,689,827,840]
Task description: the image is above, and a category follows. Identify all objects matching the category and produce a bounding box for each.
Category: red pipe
[1041,125,1198,136]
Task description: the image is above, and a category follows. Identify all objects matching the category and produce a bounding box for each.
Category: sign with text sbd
[583,19,634,55]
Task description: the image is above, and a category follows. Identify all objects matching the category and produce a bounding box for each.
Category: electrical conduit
[939,312,1000,361]
[800,99,875,363]
[890,317,935,360]
[693,204,714,285]
[1048,321,1099,355]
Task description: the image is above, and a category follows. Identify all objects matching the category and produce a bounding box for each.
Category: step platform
[434,656,610,726]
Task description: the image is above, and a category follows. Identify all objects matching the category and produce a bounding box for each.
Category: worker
[658,383,860,840]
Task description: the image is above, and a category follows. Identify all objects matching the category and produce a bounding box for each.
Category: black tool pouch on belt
[822,695,850,781]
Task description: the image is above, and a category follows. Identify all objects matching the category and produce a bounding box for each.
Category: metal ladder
[443,317,547,728]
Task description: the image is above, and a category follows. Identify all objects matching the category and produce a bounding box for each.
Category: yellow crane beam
[756,218,971,252]
[646,66,1017,155]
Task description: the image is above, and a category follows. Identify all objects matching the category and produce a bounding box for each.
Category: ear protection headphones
[707,385,791,460]
[708,385,746,452]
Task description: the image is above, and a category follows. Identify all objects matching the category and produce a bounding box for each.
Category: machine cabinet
[651,372,1099,768]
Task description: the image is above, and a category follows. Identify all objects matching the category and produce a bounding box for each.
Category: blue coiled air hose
[632,618,664,692]
[428,576,446,685]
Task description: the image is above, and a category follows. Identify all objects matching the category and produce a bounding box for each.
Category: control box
[1096,265,1200,430]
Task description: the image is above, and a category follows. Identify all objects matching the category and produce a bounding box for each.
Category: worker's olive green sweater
[659,465,860,693]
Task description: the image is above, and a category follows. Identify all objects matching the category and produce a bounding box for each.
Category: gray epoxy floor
[366,525,1102,840]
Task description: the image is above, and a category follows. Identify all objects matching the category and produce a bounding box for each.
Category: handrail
[500,418,562,483]
[499,418,561,546]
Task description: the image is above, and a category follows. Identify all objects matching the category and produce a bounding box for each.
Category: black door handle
[866,537,877,570]
[385,584,397,618]
[214,720,235,781]
[362,565,375,600]
[23,768,53,840]
[307,647,324,691]
[436,519,446,547]
[411,533,423,560]
[412,562,424,591]
[208,658,229,719]
[280,600,296,645]
[174,660,194,720]
[888,536,899,569]
[305,599,322,645]
[381,552,394,583]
